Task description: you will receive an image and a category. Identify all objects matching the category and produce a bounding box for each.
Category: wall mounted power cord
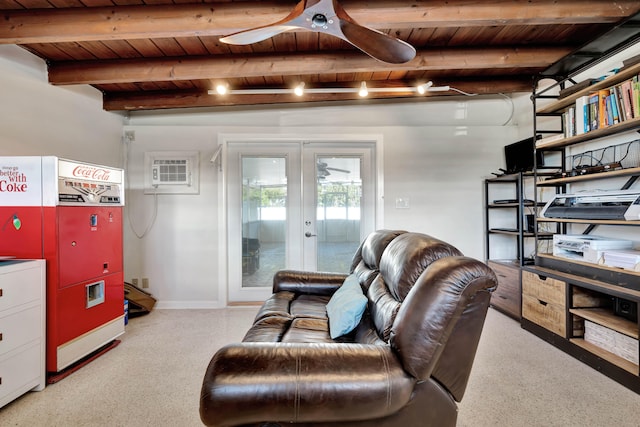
[123,133,158,239]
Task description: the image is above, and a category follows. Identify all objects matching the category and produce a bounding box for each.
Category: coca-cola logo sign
[0,166,28,192]
[72,165,111,181]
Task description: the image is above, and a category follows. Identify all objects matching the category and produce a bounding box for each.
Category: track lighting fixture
[417,81,434,95]
[207,81,461,97]
[215,83,229,95]
[358,82,368,97]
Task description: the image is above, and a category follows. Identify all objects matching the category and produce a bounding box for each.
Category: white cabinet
[0,259,46,408]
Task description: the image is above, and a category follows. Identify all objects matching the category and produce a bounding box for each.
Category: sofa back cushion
[390,256,497,400]
[368,233,462,341]
[349,229,406,290]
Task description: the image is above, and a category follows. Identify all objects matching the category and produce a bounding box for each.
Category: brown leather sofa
[200,230,498,427]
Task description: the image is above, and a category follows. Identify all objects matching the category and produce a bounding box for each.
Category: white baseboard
[154,300,226,309]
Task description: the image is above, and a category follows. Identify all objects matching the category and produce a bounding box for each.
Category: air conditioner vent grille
[143,151,200,195]
[154,159,188,183]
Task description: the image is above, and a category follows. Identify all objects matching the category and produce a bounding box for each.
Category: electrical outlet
[131,278,139,286]
[142,278,149,289]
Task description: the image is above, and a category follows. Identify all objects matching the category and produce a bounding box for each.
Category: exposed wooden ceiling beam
[1,1,638,44]
[103,78,533,111]
[49,46,571,85]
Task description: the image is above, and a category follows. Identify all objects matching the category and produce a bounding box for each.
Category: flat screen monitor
[504,137,544,173]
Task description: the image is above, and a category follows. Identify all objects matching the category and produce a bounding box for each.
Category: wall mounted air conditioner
[144,151,200,195]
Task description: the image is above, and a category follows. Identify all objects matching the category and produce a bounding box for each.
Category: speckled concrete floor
[1,308,638,426]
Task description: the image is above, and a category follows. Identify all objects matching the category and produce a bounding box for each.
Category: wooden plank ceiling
[1,0,640,111]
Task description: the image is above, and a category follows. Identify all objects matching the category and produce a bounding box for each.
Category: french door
[226,140,375,302]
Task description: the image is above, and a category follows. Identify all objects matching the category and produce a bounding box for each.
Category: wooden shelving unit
[524,52,640,394]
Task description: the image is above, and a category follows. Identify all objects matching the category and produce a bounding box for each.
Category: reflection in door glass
[316,157,362,272]
[241,157,286,288]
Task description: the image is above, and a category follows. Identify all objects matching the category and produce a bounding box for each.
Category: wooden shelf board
[487,259,521,266]
[489,229,537,237]
[536,117,640,150]
[537,62,640,114]
[488,202,540,208]
[537,167,640,186]
[537,217,640,226]
[570,338,639,375]
[570,308,639,339]
[529,259,640,299]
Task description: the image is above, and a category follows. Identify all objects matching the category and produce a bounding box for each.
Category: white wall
[0,45,528,308]
[0,45,124,166]
[125,97,521,307]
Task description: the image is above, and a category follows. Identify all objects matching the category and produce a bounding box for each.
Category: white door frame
[217,133,384,305]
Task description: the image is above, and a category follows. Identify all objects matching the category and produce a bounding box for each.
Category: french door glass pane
[316,156,362,272]
[241,156,286,288]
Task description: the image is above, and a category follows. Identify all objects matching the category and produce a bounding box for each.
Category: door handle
[305,232,317,237]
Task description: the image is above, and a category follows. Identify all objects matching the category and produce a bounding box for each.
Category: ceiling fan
[219,0,416,64]
[317,161,351,178]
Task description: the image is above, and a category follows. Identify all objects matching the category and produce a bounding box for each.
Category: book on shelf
[589,92,600,132]
[575,95,589,135]
[558,71,640,139]
[620,80,634,120]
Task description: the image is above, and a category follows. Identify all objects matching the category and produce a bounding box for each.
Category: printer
[540,190,640,221]
[553,234,633,263]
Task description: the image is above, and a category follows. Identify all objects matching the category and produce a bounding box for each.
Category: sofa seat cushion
[242,316,292,342]
[352,312,387,345]
[290,294,331,319]
[281,318,335,343]
[254,291,296,322]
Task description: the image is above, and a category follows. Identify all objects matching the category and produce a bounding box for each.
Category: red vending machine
[0,156,125,374]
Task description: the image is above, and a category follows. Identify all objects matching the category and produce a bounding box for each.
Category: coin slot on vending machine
[86,280,105,308]
[90,214,98,231]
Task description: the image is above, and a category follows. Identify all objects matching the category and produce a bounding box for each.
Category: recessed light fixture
[294,82,305,97]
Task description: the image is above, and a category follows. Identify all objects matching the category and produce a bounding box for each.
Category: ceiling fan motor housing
[311,13,331,29]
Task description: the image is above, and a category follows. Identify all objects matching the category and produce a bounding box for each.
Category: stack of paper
[602,250,640,271]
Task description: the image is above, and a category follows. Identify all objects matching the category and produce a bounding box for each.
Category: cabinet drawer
[0,342,41,405]
[0,267,42,313]
[491,283,521,318]
[488,262,521,318]
[522,294,567,337]
[0,305,42,357]
[522,270,566,308]
[489,261,520,284]
[492,276,520,304]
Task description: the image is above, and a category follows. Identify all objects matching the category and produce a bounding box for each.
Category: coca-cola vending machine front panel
[56,272,124,346]
[57,206,123,288]
[0,156,125,374]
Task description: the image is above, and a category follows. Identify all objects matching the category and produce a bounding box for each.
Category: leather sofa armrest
[200,342,415,427]
[272,269,348,295]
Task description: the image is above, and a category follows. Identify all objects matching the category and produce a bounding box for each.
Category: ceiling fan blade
[337,21,416,64]
[220,25,298,45]
[219,0,308,45]
[332,1,415,64]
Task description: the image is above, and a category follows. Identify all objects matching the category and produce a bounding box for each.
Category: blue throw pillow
[326,274,367,339]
